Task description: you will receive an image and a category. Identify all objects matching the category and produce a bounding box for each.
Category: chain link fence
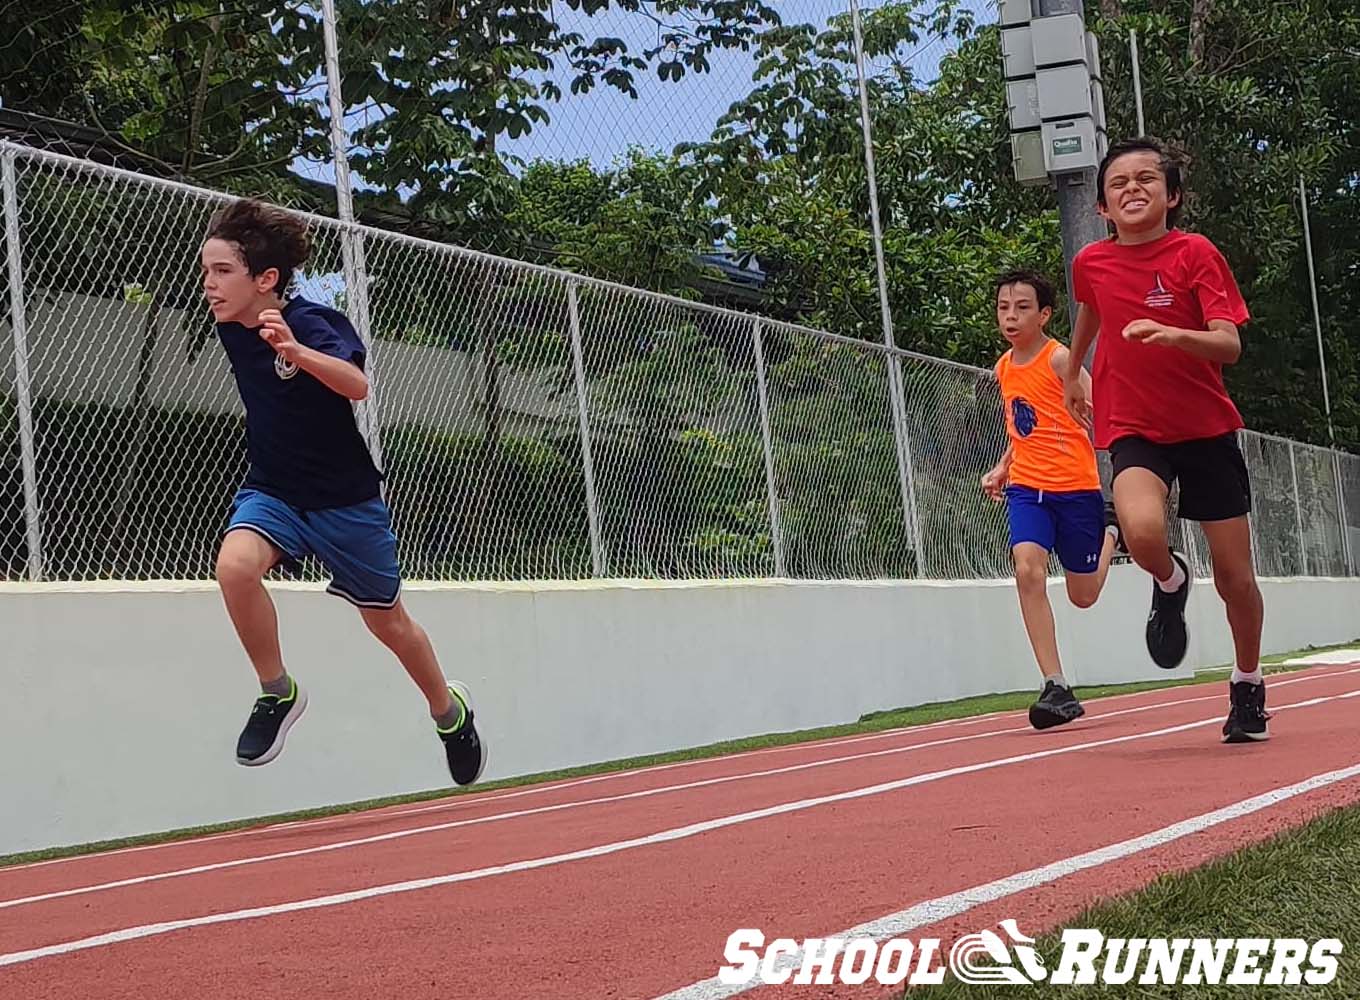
[2,140,1357,585]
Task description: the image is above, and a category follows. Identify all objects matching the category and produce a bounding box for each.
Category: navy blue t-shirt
[217,296,382,510]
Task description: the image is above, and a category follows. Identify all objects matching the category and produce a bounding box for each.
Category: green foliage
[1089,0,1360,449]
[5,0,1354,457]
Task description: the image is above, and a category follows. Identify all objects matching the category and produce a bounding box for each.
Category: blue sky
[297,1,995,189]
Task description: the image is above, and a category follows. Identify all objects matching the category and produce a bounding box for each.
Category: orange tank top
[995,339,1101,493]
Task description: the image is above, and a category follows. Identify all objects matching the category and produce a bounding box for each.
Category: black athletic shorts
[1109,432,1252,522]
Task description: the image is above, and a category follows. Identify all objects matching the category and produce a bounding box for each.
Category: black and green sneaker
[438,682,488,786]
[236,678,308,766]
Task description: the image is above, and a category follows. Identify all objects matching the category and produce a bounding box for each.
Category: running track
[3,658,1360,999]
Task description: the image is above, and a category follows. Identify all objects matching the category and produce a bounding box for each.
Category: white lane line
[2,686,1357,968]
[652,759,1360,1000]
[7,670,1359,908]
[7,664,1354,874]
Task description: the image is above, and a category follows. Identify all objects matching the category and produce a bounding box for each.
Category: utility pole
[1002,0,1109,367]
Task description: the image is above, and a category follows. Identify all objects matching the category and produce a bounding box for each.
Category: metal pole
[1129,29,1146,135]
[750,319,786,577]
[1238,431,1261,572]
[320,0,383,474]
[1289,440,1308,576]
[848,0,924,573]
[1298,175,1336,447]
[1039,0,1109,370]
[566,282,606,577]
[2,152,44,581]
[1332,449,1353,576]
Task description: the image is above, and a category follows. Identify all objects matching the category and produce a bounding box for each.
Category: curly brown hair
[204,199,311,295]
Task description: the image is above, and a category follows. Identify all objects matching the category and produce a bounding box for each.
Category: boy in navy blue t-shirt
[201,198,486,785]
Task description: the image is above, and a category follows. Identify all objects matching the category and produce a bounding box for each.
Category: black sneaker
[438,682,488,786]
[1146,550,1192,669]
[236,678,308,766]
[1223,681,1271,743]
[1029,680,1085,731]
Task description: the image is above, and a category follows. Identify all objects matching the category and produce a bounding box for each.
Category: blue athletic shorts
[1005,485,1105,575]
[226,488,401,608]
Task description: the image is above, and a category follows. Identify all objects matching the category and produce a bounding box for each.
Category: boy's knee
[1214,564,1259,604]
[364,605,414,644]
[1068,585,1098,610]
[1014,558,1048,592]
[216,548,265,591]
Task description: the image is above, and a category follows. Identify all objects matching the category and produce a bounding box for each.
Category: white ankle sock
[1231,668,1263,685]
[1157,560,1186,593]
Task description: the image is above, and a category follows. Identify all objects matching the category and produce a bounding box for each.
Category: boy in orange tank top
[982,271,1122,730]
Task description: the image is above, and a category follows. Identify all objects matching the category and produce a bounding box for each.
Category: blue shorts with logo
[1005,485,1105,575]
[226,488,401,608]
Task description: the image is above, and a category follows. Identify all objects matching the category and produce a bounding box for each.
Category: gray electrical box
[1012,131,1049,187]
[1000,4,1107,182]
[1006,79,1042,131]
[1043,119,1099,172]
[1091,78,1107,132]
[999,0,1033,28]
[1037,64,1093,120]
[1031,13,1087,68]
[1001,26,1035,79]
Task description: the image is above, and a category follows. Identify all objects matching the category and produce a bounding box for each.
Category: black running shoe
[1146,550,1192,669]
[236,678,308,766]
[1223,681,1271,743]
[1029,680,1085,731]
[438,682,488,786]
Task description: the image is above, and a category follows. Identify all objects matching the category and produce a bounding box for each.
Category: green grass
[2,639,1355,870]
[909,800,1360,997]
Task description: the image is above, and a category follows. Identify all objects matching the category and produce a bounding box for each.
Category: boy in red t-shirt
[1063,137,1269,744]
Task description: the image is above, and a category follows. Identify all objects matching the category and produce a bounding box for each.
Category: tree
[1,2,329,203]
[1091,0,1360,447]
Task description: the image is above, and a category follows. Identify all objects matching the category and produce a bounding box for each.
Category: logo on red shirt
[1144,272,1174,309]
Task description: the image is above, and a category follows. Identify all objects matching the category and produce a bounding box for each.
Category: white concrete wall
[3,571,1357,856]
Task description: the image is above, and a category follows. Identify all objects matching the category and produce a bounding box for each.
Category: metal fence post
[848,0,924,576]
[566,281,606,577]
[1332,448,1353,577]
[2,151,44,581]
[1289,440,1308,576]
[321,0,382,475]
[750,319,786,577]
[889,361,925,574]
[1238,431,1261,573]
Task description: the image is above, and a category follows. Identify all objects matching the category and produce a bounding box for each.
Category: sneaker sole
[1028,703,1085,731]
[449,681,489,786]
[1223,727,1270,744]
[237,686,309,767]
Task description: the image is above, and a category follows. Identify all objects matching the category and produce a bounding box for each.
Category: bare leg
[1113,468,1175,580]
[360,601,455,719]
[1013,543,1062,680]
[216,530,287,685]
[1201,516,1264,674]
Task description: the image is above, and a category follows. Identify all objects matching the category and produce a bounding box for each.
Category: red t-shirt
[1072,229,1250,448]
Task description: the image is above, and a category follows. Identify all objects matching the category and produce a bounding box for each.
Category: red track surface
[3,663,1359,1000]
